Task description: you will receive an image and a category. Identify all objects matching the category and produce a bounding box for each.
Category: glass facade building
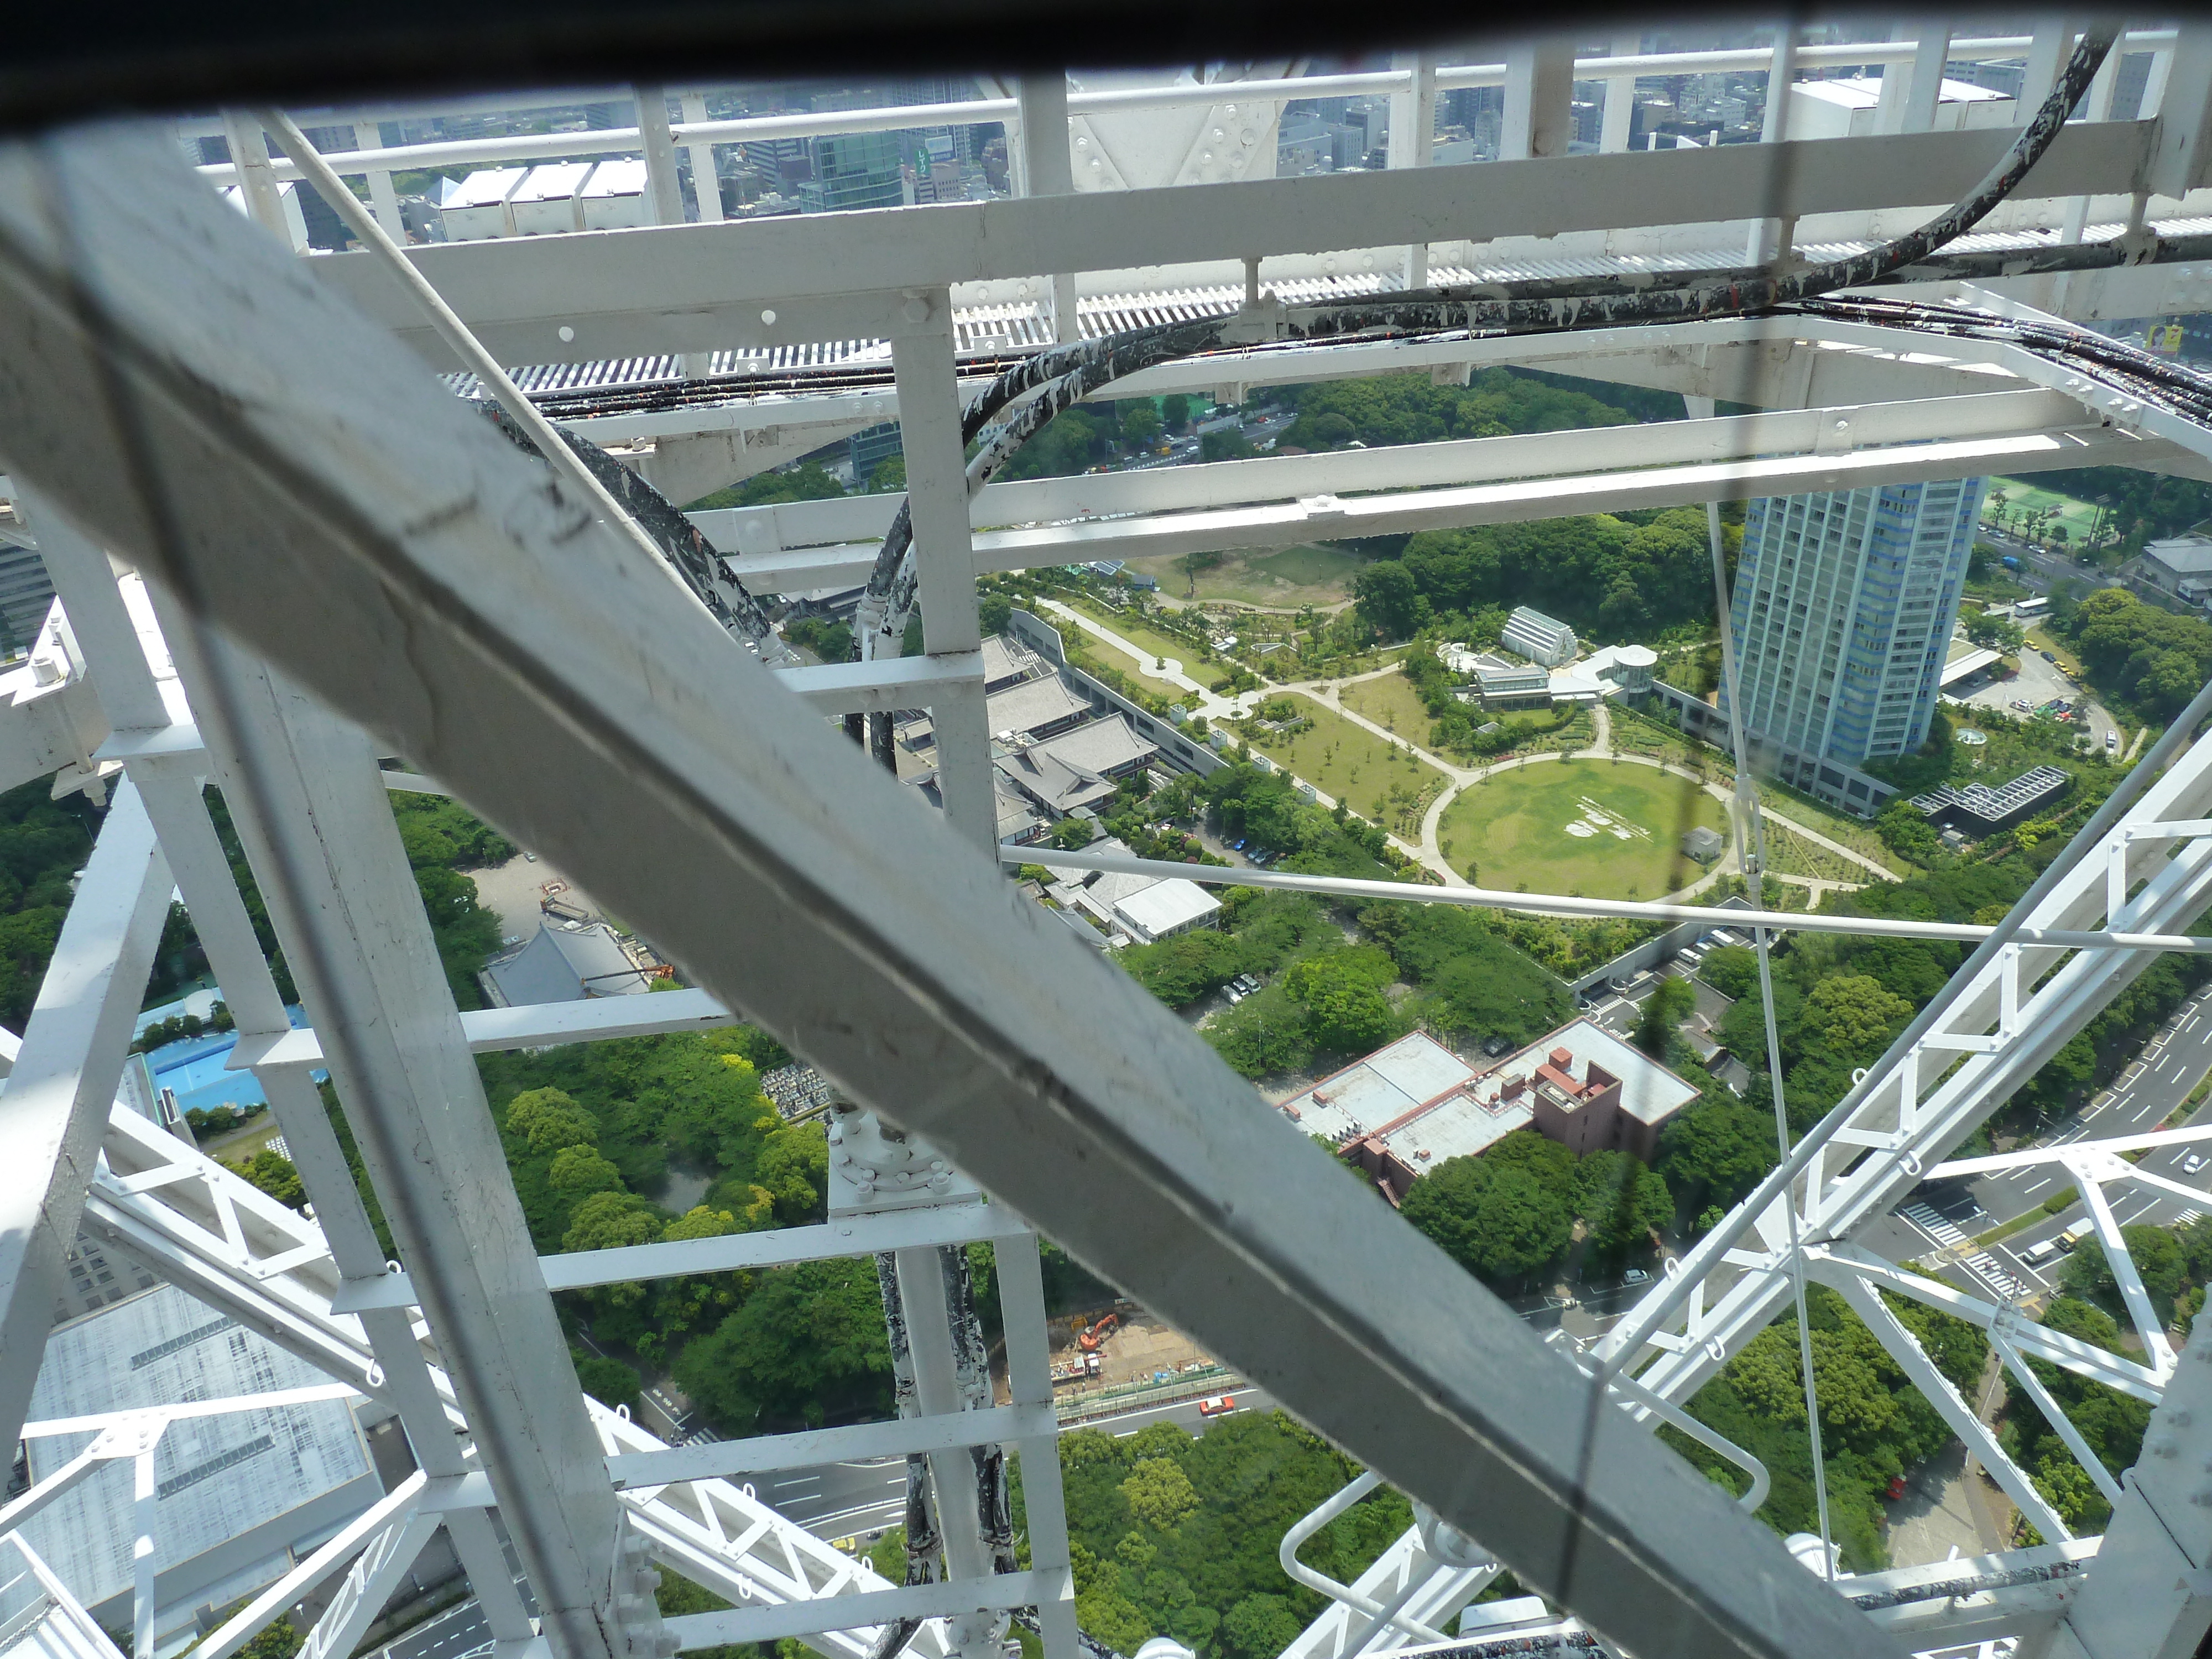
[1722,478,1987,767]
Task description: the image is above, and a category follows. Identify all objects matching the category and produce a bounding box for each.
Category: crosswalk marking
[1903,1203,1968,1248]
[1961,1251,2030,1301]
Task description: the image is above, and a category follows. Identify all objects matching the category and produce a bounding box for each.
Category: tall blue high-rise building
[1722,478,1986,790]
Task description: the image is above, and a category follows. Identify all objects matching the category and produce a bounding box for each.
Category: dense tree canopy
[2061,588,2212,718]
[1398,1131,1580,1288]
[674,1258,893,1432]
[1281,367,1639,452]
[1047,1413,1410,1659]
[1668,1284,1987,1568]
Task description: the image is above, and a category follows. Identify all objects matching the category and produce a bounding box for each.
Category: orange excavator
[1076,1313,1119,1352]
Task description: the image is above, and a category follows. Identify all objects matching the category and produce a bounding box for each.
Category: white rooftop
[581,159,648,200]
[447,167,527,209]
[19,1287,378,1616]
[1793,75,2011,111]
[510,161,594,204]
[1278,1021,1700,1167]
[1112,879,1221,940]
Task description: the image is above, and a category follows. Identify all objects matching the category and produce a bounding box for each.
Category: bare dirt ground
[469,853,606,944]
[1050,1312,1218,1385]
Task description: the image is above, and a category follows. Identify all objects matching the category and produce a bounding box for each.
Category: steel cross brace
[0,124,1897,1659]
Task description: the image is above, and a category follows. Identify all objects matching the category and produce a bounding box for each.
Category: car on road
[1481,1034,1513,1057]
[2187,1154,2208,1175]
[1197,1394,1240,1417]
[2041,650,2058,662]
[2019,1237,2063,1268]
[2109,732,2121,752]
[1623,1268,1651,1285]
[2012,698,2035,712]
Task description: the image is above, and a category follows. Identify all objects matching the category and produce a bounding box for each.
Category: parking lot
[1950,643,2117,749]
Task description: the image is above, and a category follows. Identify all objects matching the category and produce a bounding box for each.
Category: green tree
[548,1145,625,1196]
[1635,975,1695,1058]
[1963,611,2026,653]
[1121,405,1165,448]
[229,1147,306,1211]
[1699,945,1759,1000]
[675,1258,893,1432]
[238,1617,304,1659]
[561,1190,659,1253]
[505,1087,599,1153]
[1573,1151,1672,1256]
[865,455,907,494]
[1656,1098,1779,1216]
[754,1123,830,1224]
[1352,562,1427,641]
[1801,975,1912,1061]
[1162,393,1192,433]
[1120,1458,1201,1528]
[687,461,847,511]
[1398,1136,1574,1288]
[573,1351,643,1410]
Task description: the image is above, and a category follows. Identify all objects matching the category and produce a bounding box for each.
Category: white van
[2018,1237,2063,1269]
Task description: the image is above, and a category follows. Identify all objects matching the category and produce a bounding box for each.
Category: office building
[1724,479,1986,779]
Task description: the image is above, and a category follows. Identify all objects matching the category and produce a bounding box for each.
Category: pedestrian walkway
[1905,1203,2032,1302]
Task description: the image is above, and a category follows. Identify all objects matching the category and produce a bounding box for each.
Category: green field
[1339,670,1435,737]
[1989,478,2100,546]
[1438,761,1726,900]
[1128,542,1369,607]
[1244,694,1448,828]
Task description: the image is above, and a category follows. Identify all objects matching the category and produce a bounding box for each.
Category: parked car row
[1223,973,1263,1005]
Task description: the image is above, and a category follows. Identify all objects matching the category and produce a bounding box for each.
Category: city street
[1879,984,2212,1302]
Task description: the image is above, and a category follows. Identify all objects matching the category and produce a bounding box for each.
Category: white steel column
[1599,34,1640,154]
[1894,25,1953,133]
[1499,41,1575,162]
[891,305,992,851]
[677,93,724,224]
[996,1241,1077,1659]
[1385,51,1436,289]
[894,1247,995,1659]
[2058,1317,2212,1658]
[131,1449,158,1659]
[350,123,404,238]
[1745,30,1799,264]
[167,633,644,1659]
[0,782,171,1448]
[27,507,544,1652]
[1015,76,1078,344]
[220,112,289,243]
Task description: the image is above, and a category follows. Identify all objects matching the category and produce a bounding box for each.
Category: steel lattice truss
[9,20,2212,1659]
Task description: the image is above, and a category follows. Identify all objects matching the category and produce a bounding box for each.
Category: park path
[1036,598,1266,722]
[2125,724,2150,763]
[1755,804,1896,880]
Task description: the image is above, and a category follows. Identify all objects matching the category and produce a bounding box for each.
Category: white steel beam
[0,127,1896,1659]
[607,1405,1056,1488]
[1007,845,2212,955]
[0,784,170,1448]
[302,122,2159,363]
[1832,1275,2070,1544]
[665,1574,1056,1651]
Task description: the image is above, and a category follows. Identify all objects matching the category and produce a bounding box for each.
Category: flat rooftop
[1277,1021,1700,1170]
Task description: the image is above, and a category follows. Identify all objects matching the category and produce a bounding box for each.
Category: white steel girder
[0,124,1899,1659]
[296,120,2170,367]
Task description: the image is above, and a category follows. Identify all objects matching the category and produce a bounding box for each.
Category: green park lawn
[1245,694,1448,824]
[1338,670,1436,738]
[1438,759,1726,900]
